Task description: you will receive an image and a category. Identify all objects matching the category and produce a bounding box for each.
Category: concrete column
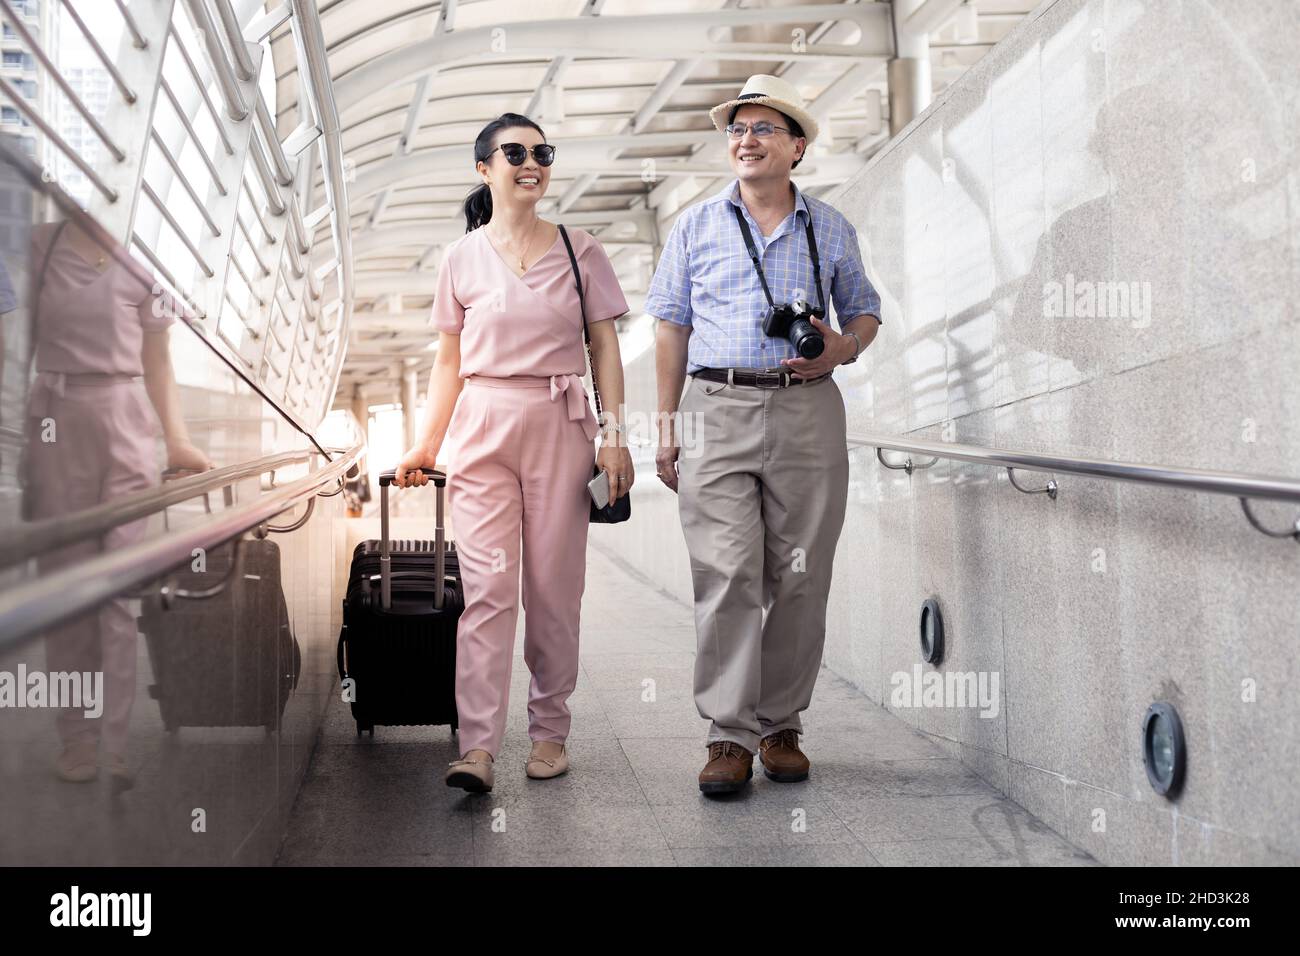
[888,0,935,135]
[349,383,369,458]
[887,57,930,135]
[401,363,419,451]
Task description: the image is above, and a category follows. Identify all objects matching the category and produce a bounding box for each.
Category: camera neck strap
[730,201,827,316]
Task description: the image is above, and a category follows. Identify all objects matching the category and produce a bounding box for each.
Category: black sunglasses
[485,143,556,167]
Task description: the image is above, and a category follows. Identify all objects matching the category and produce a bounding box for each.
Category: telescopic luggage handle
[378,468,444,488]
[376,468,448,612]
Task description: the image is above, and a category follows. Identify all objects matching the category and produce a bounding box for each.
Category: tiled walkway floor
[277,542,1098,866]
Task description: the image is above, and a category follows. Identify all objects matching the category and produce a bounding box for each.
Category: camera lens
[789,318,824,358]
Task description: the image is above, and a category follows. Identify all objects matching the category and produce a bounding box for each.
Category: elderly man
[646,74,881,795]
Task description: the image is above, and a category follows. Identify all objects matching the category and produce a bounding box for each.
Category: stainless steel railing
[1,450,316,570]
[0,440,364,653]
[847,431,1300,542]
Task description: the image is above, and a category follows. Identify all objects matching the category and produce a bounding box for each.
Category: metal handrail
[214,0,256,81]
[181,0,249,122]
[261,494,316,534]
[249,129,288,215]
[1,451,314,570]
[848,431,1300,503]
[288,200,310,254]
[255,95,295,186]
[0,442,365,653]
[848,430,1300,541]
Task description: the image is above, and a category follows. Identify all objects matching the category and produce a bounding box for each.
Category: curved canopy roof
[266,0,1032,403]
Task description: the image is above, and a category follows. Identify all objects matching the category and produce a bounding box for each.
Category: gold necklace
[494,217,540,273]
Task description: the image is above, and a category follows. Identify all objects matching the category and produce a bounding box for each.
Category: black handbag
[557,224,630,524]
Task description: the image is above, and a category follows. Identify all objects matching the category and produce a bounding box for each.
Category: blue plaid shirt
[645,179,881,373]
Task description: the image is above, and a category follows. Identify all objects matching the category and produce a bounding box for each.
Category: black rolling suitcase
[347,537,458,591]
[337,467,461,736]
[139,536,301,734]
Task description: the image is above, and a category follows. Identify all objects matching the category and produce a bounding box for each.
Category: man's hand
[779,315,854,379]
[655,416,682,494]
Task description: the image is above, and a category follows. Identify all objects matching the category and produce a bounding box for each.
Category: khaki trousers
[676,372,849,752]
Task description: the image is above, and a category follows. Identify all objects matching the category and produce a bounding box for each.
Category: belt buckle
[753,369,786,389]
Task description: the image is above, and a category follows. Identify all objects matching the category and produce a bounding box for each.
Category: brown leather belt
[692,367,832,389]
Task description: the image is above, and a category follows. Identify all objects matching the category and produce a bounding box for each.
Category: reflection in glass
[5,187,212,787]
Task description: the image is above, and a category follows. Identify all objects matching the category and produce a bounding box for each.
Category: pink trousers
[25,376,158,756]
[446,374,596,758]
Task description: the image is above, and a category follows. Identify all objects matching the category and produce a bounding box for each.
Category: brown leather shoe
[698,741,753,795]
[759,729,809,782]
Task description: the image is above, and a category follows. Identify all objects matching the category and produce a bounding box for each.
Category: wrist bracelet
[842,331,862,364]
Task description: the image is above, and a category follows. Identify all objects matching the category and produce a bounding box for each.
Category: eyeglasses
[485,143,557,166]
[724,121,794,140]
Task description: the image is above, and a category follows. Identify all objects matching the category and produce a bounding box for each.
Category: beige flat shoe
[445,753,494,792]
[54,741,98,783]
[525,743,568,780]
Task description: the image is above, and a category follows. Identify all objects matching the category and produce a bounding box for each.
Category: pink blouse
[30,224,172,377]
[430,225,628,380]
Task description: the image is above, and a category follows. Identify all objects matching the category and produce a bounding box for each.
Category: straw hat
[708,74,819,146]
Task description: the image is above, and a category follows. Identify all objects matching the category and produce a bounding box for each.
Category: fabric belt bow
[549,373,600,442]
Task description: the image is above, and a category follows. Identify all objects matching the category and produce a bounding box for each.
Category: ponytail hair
[463,183,493,233]
[462,112,547,233]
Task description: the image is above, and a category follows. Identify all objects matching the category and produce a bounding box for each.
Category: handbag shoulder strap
[557,223,603,419]
[28,219,69,368]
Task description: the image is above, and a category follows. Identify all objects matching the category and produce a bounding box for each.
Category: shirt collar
[712,178,811,224]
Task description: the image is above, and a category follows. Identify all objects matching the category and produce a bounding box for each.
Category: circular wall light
[1142,701,1186,797]
[919,598,944,664]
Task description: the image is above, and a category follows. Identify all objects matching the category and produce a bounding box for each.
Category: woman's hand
[392,444,442,488]
[596,442,634,503]
[165,440,213,475]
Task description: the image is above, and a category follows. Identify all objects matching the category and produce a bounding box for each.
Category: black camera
[763,298,825,358]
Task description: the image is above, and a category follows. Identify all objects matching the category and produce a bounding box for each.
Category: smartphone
[587,469,610,510]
